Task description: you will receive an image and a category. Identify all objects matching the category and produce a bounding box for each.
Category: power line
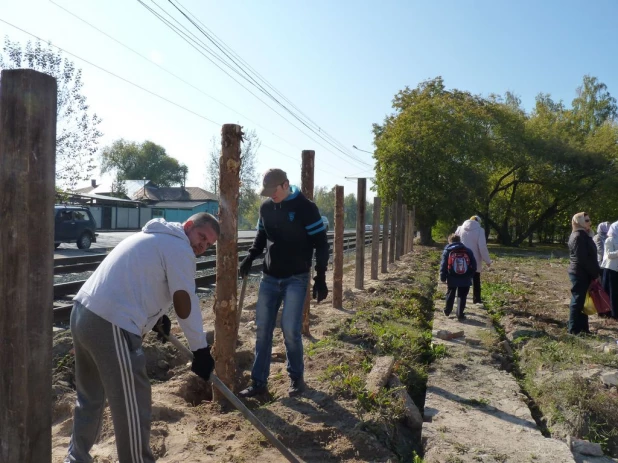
[143,0,373,168]
[0,17,222,126]
[138,0,369,171]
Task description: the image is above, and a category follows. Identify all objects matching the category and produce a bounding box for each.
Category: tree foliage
[0,38,102,190]
[100,139,188,187]
[373,76,618,245]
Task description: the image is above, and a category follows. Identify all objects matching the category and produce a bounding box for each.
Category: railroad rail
[53,232,379,323]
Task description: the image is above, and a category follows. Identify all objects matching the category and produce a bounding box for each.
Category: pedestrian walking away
[440,234,477,320]
[594,221,610,266]
[238,168,330,398]
[65,213,219,463]
[456,215,491,304]
[601,221,618,319]
[567,212,600,335]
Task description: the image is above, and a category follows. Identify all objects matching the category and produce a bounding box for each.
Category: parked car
[54,205,98,249]
[321,216,330,232]
[365,224,373,232]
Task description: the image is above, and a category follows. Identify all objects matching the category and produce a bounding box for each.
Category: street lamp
[352,145,373,155]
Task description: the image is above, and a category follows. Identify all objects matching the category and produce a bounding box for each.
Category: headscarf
[598,221,610,236]
[470,215,481,224]
[572,212,592,236]
[607,221,618,238]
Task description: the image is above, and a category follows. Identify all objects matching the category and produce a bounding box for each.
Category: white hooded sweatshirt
[457,219,492,273]
[74,219,207,351]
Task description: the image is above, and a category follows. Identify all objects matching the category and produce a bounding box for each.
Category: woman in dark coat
[567,212,601,335]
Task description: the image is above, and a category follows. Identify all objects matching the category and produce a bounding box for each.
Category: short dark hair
[185,212,220,235]
[448,234,460,243]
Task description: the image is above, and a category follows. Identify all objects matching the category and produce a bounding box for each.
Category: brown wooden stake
[411,205,416,251]
[405,210,411,254]
[381,203,389,273]
[301,150,315,336]
[370,197,381,280]
[332,185,344,308]
[395,193,403,260]
[355,178,367,289]
[0,69,57,463]
[213,123,242,398]
[389,203,396,264]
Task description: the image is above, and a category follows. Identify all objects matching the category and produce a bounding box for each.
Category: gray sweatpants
[65,302,155,463]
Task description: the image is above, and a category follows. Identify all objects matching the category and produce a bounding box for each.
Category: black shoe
[443,308,452,317]
[239,382,268,398]
[288,378,305,397]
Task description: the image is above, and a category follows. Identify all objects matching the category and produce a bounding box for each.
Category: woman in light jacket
[568,212,600,334]
[601,221,618,319]
[594,221,610,265]
[457,215,492,304]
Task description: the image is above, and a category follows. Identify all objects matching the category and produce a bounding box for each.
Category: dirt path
[423,295,575,462]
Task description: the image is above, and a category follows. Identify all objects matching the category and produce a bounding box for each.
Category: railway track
[53,232,377,324]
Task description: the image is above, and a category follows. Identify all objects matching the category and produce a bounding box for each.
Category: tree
[207,129,260,229]
[100,139,188,187]
[314,186,335,226]
[344,194,357,229]
[0,38,102,190]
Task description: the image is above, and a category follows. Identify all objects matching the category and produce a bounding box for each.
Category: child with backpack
[440,234,477,320]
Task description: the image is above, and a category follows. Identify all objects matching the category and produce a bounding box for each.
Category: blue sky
[2,0,617,199]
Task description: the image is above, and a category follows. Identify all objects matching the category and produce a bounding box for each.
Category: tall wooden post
[381,203,389,273]
[398,202,406,259]
[395,193,403,260]
[389,203,396,264]
[405,210,411,254]
[332,185,344,308]
[411,205,416,251]
[371,197,381,280]
[355,178,367,289]
[0,69,57,463]
[301,150,315,336]
[213,124,242,397]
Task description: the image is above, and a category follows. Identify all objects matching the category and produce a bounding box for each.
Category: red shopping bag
[589,280,612,315]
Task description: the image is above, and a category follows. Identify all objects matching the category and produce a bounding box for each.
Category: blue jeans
[251,272,309,385]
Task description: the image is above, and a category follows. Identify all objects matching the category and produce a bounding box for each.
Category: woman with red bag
[568,212,600,335]
[601,221,618,319]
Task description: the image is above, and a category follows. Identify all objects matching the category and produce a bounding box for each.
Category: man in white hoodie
[65,213,219,463]
[456,215,492,304]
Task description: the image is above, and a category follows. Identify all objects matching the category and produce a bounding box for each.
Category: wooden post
[0,69,57,463]
[332,185,344,308]
[213,124,242,398]
[389,203,396,264]
[301,150,315,336]
[411,205,416,251]
[381,203,389,273]
[395,193,403,260]
[398,202,406,259]
[370,197,381,280]
[355,178,366,289]
[405,210,411,254]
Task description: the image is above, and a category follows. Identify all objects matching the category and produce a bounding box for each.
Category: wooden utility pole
[332,185,344,308]
[389,203,396,264]
[0,69,57,463]
[370,197,381,280]
[355,178,367,289]
[381,203,389,273]
[395,193,403,260]
[301,150,315,336]
[399,202,406,258]
[213,124,242,398]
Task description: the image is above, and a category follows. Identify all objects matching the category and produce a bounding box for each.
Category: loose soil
[51,247,438,463]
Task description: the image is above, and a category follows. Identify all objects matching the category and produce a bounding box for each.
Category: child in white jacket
[456,216,492,304]
[601,221,618,319]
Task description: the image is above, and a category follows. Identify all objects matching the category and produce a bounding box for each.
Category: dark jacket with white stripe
[248,186,329,278]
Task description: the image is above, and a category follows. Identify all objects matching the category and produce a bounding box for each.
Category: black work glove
[152,315,171,343]
[239,255,254,278]
[312,273,328,303]
[191,346,215,381]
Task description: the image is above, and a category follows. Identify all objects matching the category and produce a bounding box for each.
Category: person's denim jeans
[251,272,309,385]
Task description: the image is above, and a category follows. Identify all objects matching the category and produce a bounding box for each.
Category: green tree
[344,194,357,229]
[314,186,335,226]
[0,38,103,190]
[100,139,187,187]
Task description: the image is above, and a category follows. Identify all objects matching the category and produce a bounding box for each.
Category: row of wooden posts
[0,69,415,461]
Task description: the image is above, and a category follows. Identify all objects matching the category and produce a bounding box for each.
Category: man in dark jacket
[238,168,329,397]
[440,234,477,320]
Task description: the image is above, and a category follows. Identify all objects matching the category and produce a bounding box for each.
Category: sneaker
[238,382,268,398]
[288,377,305,397]
[443,308,451,317]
